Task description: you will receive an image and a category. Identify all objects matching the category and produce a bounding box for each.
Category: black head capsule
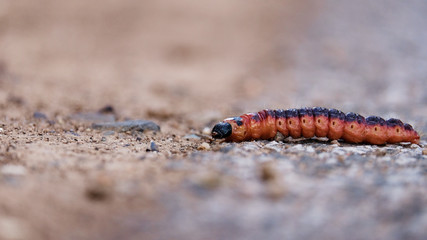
[212,122,232,139]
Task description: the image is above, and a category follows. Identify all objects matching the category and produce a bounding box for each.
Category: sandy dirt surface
[0,0,426,239]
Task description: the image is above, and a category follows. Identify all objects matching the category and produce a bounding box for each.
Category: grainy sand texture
[0,1,426,239]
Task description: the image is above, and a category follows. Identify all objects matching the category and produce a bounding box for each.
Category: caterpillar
[211,107,420,145]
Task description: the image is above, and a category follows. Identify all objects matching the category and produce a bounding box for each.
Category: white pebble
[410,144,420,149]
[202,127,211,135]
[264,141,282,152]
[305,146,315,153]
[198,142,211,150]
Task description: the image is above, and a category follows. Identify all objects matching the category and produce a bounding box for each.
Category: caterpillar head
[212,117,248,141]
[212,122,232,139]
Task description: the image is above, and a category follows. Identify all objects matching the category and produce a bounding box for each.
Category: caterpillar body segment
[285,109,301,138]
[326,109,346,140]
[211,108,420,145]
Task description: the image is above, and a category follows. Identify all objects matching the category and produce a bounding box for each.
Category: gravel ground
[0,0,426,240]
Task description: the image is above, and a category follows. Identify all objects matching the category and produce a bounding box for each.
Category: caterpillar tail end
[412,132,420,145]
[212,122,232,139]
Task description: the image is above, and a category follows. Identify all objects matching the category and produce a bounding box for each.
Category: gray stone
[33,112,47,120]
[150,141,159,152]
[92,120,160,133]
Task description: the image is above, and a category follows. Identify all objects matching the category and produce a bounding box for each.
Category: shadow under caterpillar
[211,107,420,145]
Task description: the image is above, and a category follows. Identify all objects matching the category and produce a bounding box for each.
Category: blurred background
[2,0,425,129]
[0,1,427,239]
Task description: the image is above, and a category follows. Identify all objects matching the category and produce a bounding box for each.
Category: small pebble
[86,187,109,201]
[0,128,3,133]
[85,174,113,201]
[150,141,159,152]
[98,105,115,114]
[259,162,276,182]
[67,130,80,136]
[274,132,285,142]
[375,150,387,157]
[197,142,211,151]
[264,141,282,152]
[422,148,427,155]
[202,127,211,135]
[184,134,201,140]
[33,112,47,120]
[92,120,160,133]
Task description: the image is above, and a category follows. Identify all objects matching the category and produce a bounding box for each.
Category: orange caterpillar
[211,107,420,145]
